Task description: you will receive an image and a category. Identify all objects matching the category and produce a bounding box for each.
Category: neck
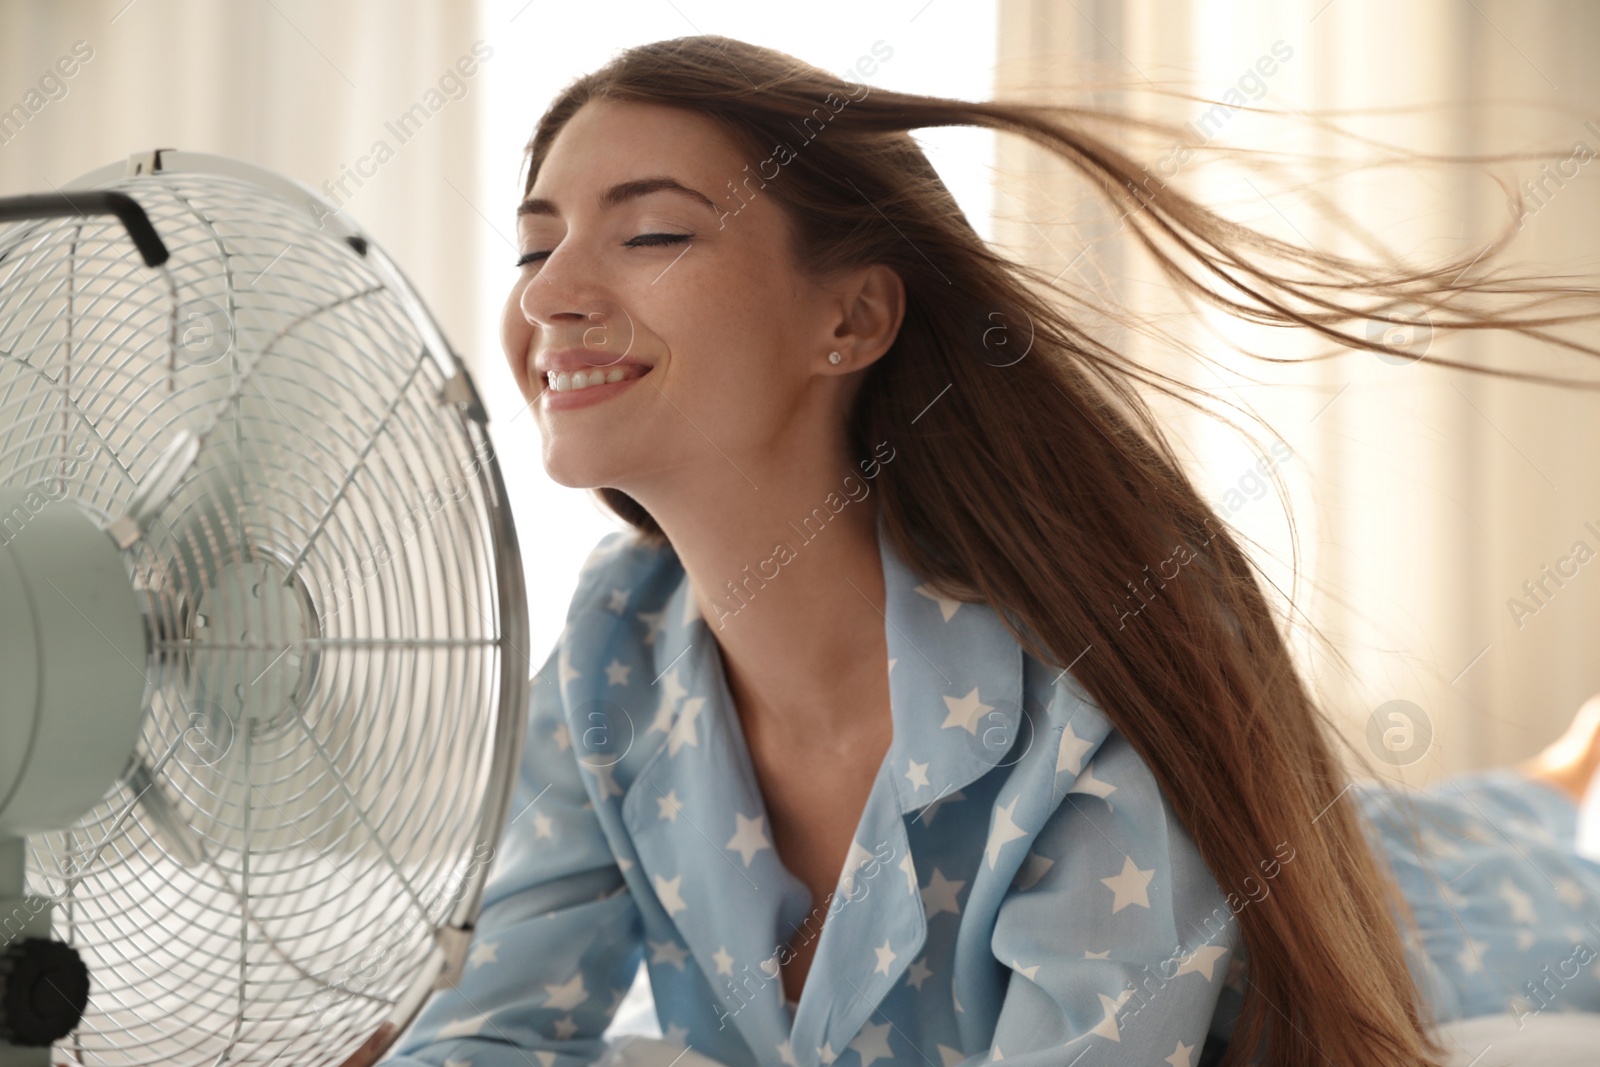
[626,444,890,744]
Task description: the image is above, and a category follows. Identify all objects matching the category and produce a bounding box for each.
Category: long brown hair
[519,35,1600,1067]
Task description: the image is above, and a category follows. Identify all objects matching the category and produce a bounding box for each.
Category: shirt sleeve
[380,635,646,1067]
[977,729,1243,1067]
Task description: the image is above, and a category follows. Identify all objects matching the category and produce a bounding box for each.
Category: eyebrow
[517,176,720,219]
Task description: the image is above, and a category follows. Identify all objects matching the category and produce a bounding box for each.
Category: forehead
[530,99,743,201]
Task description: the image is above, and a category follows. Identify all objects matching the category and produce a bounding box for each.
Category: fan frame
[2,148,534,1056]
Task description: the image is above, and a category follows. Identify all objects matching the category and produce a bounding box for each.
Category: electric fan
[0,150,529,1066]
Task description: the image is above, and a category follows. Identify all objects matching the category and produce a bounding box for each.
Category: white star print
[558,645,581,690]
[839,838,875,896]
[552,1014,578,1039]
[1014,851,1054,891]
[1174,943,1228,981]
[1167,1040,1195,1067]
[467,940,498,968]
[667,696,704,756]
[1499,879,1537,924]
[553,722,571,751]
[712,945,734,976]
[1457,936,1487,975]
[1010,959,1040,981]
[607,588,629,613]
[437,1012,489,1038]
[637,609,666,645]
[582,759,622,799]
[937,1047,965,1066]
[1084,949,1110,958]
[650,939,689,969]
[656,790,684,822]
[984,796,1028,870]
[1421,829,1463,858]
[1555,877,1587,908]
[818,1041,838,1065]
[1088,989,1134,1041]
[726,811,773,866]
[874,938,898,975]
[649,691,678,734]
[850,1020,894,1067]
[1056,723,1094,776]
[605,658,632,685]
[777,1040,799,1066]
[905,759,930,789]
[914,584,963,621]
[443,1058,471,1067]
[664,1022,689,1045]
[655,874,688,916]
[921,868,966,917]
[1516,929,1537,951]
[1072,764,1116,799]
[899,852,918,896]
[543,971,588,1011]
[906,957,933,990]
[941,687,994,735]
[1100,856,1155,912]
[648,668,687,732]
[531,809,555,840]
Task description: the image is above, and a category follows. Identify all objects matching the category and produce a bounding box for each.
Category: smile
[541,364,652,410]
[547,365,649,392]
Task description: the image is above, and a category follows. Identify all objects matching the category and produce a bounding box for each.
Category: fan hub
[188,554,320,732]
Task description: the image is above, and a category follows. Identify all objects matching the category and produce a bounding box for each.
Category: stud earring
[827,351,842,365]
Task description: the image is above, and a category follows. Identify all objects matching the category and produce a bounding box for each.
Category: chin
[540,446,632,491]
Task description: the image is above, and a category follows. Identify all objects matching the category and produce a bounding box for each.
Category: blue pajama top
[380,521,1600,1067]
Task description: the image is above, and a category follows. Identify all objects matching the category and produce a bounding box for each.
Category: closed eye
[515,232,692,268]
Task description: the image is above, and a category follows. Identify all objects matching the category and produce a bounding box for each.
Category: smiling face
[502,98,859,497]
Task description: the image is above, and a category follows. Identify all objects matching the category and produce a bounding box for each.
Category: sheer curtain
[994,0,1600,783]
[0,0,485,377]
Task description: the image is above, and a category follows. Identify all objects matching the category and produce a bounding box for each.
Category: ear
[820,263,906,372]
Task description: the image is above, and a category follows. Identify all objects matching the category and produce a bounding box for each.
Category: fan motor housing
[0,489,148,836]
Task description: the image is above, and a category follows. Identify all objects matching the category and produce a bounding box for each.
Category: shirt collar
[565,515,1029,1066]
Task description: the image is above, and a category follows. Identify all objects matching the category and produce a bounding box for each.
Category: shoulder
[563,528,682,625]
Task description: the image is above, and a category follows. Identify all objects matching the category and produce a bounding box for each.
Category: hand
[338,1022,398,1067]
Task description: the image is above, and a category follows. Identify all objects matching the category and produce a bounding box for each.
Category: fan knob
[0,938,90,1046]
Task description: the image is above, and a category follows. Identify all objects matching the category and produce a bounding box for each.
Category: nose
[515,235,614,332]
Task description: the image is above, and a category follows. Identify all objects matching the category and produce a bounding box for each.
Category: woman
[360,35,1600,1067]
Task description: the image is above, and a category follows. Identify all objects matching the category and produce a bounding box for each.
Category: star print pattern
[726,811,774,867]
[385,527,1600,1067]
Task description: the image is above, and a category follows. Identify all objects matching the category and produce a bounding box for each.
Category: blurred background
[1,0,1596,791]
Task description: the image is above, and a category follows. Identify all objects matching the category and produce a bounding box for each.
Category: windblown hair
[520,35,1600,1067]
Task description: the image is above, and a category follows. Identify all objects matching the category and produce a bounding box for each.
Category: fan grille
[0,167,525,1065]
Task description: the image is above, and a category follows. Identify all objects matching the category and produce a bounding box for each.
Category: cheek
[655,272,800,428]
[500,284,533,390]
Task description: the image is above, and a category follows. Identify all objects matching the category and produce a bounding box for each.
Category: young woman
[359,34,1600,1067]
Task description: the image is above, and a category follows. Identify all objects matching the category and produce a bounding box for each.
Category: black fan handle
[0,191,169,267]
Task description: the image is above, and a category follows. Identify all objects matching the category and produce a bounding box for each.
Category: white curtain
[995,0,1600,783]
[0,0,485,372]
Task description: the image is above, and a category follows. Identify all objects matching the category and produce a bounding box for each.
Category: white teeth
[547,365,643,393]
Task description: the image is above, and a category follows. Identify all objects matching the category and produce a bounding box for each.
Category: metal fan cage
[0,154,528,1065]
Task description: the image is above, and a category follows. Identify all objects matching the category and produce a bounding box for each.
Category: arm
[379,636,646,1067]
[976,730,1241,1066]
